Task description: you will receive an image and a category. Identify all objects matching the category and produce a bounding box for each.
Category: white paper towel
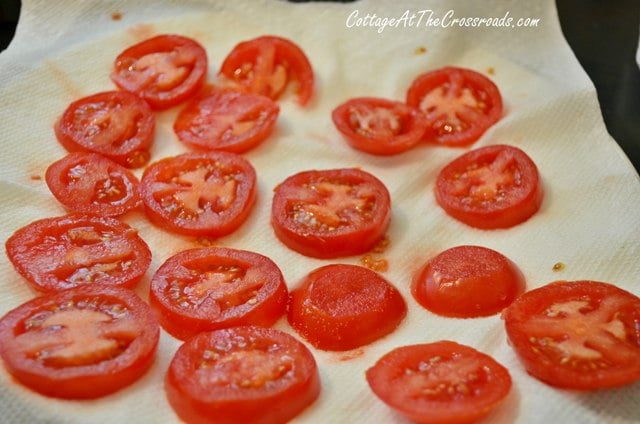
[1,0,639,423]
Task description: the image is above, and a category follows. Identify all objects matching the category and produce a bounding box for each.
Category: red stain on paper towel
[45,61,83,98]
[128,24,155,41]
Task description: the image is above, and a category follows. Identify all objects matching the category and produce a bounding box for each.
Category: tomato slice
[54,91,155,168]
[271,168,391,258]
[413,245,525,318]
[140,151,256,237]
[503,280,640,390]
[332,97,428,155]
[0,285,159,398]
[174,87,280,153]
[219,35,314,106]
[435,144,543,229]
[111,34,207,110]
[165,326,320,424]
[5,214,151,292]
[366,341,512,424]
[45,152,141,217]
[288,264,406,351]
[150,247,288,340]
[406,67,503,147]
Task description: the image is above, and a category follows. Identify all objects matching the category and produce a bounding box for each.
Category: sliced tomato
[413,245,525,318]
[45,152,141,217]
[366,341,512,424]
[165,326,320,424]
[435,144,543,229]
[406,67,503,147]
[288,264,406,351]
[174,86,280,153]
[111,34,207,110]
[54,91,155,168]
[139,152,256,237]
[271,168,391,258]
[503,280,640,390]
[219,35,314,106]
[332,97,428,155]
[5,214,151,292]
[0,285,159,398]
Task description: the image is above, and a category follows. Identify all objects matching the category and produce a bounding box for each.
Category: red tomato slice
[271,168,391,258]
[366,341,512,424]
[5,214,151,293]
[435,144,543,229]
[174,87,280,153]
[111,34,207,110]
[332,97,429,155]
[503,280,640,390]
[165,326,320,424]
[406,67,503,147]
[150,247,288,340]
[413,245,525,318]
[288,264,406,351]
[219,35,314,106]
[140,152,256,237]
[45,152,141,217]
[0,285,159,399]
[54,90,155,168]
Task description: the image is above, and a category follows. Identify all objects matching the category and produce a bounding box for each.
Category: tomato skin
[54,91,155,168]
[111,34,208,110]
[150,247,288,340]
[503,280,640,390]
[165,326,320,424]
[0,285,159,399]
[288,264,406,351]
[435,144,543,229]
[366,341,512,424]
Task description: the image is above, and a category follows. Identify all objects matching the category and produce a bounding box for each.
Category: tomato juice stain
[45,61,84,99]
[414,46,427,55]
[337,349,364,361]
[128,23,155,41]
[111,12,123,21]
[552,262,565,272]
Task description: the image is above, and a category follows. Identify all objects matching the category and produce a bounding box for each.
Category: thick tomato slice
[165,326,320,424]
[503,280,640,390]
[5,214,151,293]
[332,97,429,155]
[111,34,207,110]
[0,285,159,399]
[150,247,288,340]
[174,87,280,153]
[435,144,543,229]
[219,35,314,106]
[288,264,406,351]
[406,67,503,147]
[54,90,155,168]
[271,168,391,258]
[413,246,525,318]
[140,152,256,237]
[45,152,141,217]
[366,341,512,424]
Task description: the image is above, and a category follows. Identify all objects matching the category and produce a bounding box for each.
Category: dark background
[1,0,638,173]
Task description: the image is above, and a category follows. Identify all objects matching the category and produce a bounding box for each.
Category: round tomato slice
[332,97,428,155]
[435,144,543,229]
[503,280,640,390]
[140,152,256,237]
[5,214,151,292]
[406,67,503,147]
[54,90,155,168]
[413,246,525,318]
[45,152,141,217]
[271,168,391,258]
[165,326,320,424]
[150,247,288,340]
[219,35,314,106]
[288,264,406,351]
[366,341,512,424]
[174,87,280,153]
[0,285,159,399]
[111,34,207,110]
